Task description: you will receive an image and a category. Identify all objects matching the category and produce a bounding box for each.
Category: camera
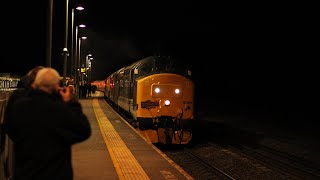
[58,87,66,93]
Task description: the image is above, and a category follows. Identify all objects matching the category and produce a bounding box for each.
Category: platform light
[164,100,170,106]
[175,88,180,94]
[76,6,84,11]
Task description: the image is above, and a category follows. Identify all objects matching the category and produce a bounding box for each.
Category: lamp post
[76,36,87,84]
[74,24,86,86]
[74,25,78,87]
[75,36,87,97]
[70,8,74,81]
[62,0,69,86]
[46,0,53,67]
[77,37,82,85]
[89,57,93,83]
[70,5,84,84]
[85,54,92,69]
[85,54,92,83]
[74,24,85,97]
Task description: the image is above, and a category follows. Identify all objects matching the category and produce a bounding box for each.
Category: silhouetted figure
[1,66,45,178]
[81,83,87,98]
[4,67,91,179]
[87,83,92,97]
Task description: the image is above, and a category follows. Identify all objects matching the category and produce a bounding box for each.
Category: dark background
[2,1,317,122]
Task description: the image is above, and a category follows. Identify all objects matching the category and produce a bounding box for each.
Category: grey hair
[33,68,61,89]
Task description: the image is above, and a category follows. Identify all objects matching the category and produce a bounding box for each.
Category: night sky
[2,1,317,120]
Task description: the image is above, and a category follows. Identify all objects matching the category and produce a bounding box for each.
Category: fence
[0,91,14,180]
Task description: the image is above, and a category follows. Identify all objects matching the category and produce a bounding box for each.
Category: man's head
[20,66,45,88]
[32,68,61,94]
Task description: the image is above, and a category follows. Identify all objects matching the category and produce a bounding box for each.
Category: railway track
[227,143,320,180]
[157,144,235,180]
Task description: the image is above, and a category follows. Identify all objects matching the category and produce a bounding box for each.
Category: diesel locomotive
[103,56,194,144]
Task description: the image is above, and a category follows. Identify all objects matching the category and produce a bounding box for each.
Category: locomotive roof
[108,56,191,79]
[125,56,180,70]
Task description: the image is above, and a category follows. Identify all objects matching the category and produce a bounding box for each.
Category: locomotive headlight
[154,87,160,93]
[175,88,180,94]
[164,100,170,106]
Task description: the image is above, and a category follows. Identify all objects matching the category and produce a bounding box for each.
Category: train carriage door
[132,81,137,111]
[128,79,133,113]
[108,76,115,101]
[131,69,137,111]
[114,80,119,104]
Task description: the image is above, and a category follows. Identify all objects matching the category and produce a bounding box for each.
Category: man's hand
[59,86,72,102]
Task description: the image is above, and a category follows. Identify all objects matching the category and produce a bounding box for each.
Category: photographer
[4,67,91,180]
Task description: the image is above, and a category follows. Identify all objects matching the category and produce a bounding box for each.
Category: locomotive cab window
[138,60,154,76]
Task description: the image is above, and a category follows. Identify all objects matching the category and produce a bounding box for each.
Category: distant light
[79,24,86,28]
[175,88,180,94]
[164,100,170,106]
[76,6,84,11]
[81,36,87,39]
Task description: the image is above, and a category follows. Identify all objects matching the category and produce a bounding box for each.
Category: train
[100,56,194,144]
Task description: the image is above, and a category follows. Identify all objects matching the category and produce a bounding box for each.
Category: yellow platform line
[92,99,150,180]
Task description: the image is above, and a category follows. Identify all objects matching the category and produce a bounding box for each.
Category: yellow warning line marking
[101,99,194,180]
[92,99,150,180]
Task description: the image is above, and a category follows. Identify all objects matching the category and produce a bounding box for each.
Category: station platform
[72,91,193,180]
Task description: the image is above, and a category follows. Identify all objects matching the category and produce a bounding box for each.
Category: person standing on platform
[86,82,92,97]
[4,67,91,180]
[1,66,45,179]
[81,83,88,99]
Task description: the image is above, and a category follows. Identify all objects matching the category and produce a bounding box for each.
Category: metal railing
[0,91,14,180]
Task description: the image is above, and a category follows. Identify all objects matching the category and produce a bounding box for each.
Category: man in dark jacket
[4,67,91,180]
[1,66,45,179]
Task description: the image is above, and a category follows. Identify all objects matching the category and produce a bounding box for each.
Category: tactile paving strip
[92,99,150,180]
